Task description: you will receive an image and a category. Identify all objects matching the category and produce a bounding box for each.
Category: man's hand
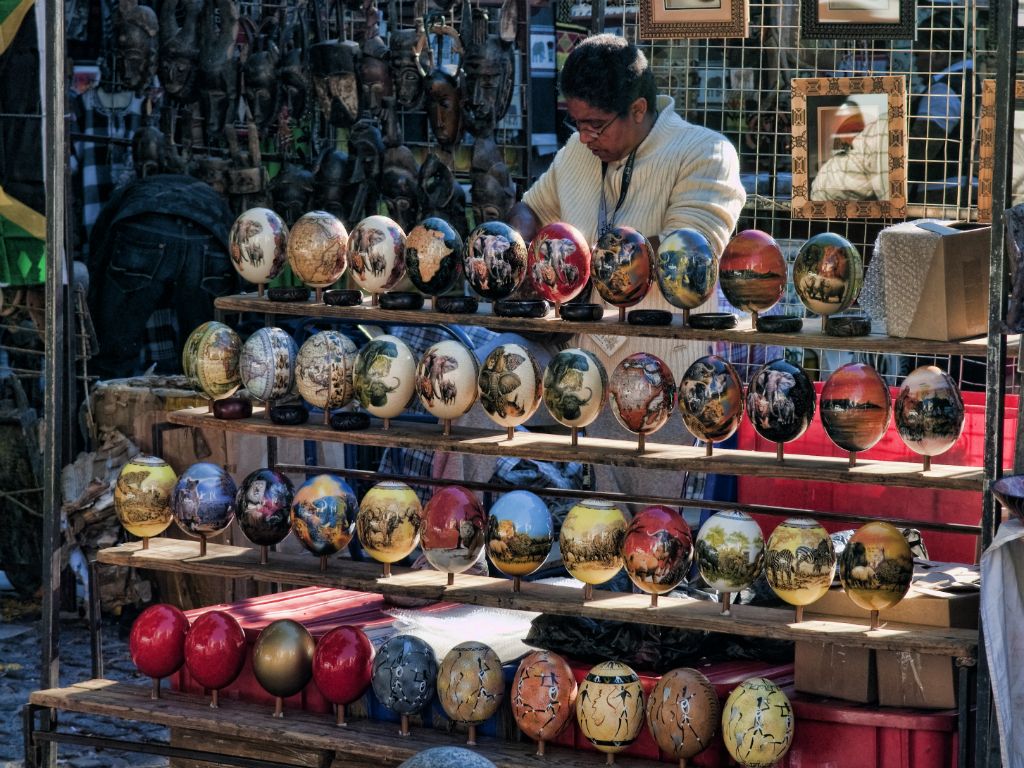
[508,201,540,243]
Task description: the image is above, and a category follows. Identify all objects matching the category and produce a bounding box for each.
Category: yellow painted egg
[838,521,913,612]
[437,641,505,725]
[357,481,422,564]
[722,677,794,768]
[115,455,177,539]
[559,500,627,587]
[765,518,836,607]
[646,667,719,762]
[182,321,242,399]
[576,661,645,755]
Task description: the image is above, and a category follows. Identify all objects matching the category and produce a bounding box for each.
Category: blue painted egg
[655,228,718,310]
[290,474,357,557]
[171,462,237,537]
[486,491,553,578]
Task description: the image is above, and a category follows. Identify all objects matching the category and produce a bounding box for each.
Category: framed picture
[638,0,749,40]
[800,0,915,40]
[978,79,1024,222]
[791,76,908,219]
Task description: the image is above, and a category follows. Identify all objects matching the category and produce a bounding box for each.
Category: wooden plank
[214,292,1013,357]
[32,680,659,768]
[170,727,332,768]
[166,407,985,492]
[96,540,978,656]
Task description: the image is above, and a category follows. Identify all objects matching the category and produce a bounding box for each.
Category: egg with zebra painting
[765,518,835,607]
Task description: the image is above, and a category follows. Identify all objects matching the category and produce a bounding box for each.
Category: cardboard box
[795,642,877,703]
[877,219,990,341]
[876,651,956,710]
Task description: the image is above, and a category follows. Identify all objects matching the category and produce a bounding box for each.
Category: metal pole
[42,0,67,763]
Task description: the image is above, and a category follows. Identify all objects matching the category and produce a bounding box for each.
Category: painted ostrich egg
[295,331,358,412]
[622,505,693,597]
[252,619,315,699]
[171,462,237,537]
[286,210,348,288]
[478,343,542,429]
[437,641,505,724]
[357,480,422,564]
[229,207,289,286]
[765,518,836,607]
[542,348,608,429]
[655,228,719,310]
[182,321,242,399]
[793,232,863,317]
[486,490,553,578]
[313,626,375,708]
[560,499,627,587]
[839,521,913,612]
[527,221,592,305]
[414,339,479,420]
[576,661,645,755]
[290,474,357,557]
[646,667,720,763]
[592,225,653,308]
[695,510,765,593]
[746,359,817,444]
[371,634,438,715]
[239,327,298,403]
[184,610,247,692]
[348,214,408,294]
[895,365,965,457]
[129,604,189,680]
[821,363,892,453]
[609,352,676,436]
[421,485,487,575]
[722,677,794,768]
[115,455,177,539]
[462,221,528,301]
[719,229,787,314]
[405,217,464,295]
[397,748,497,768]
[678,355,745,445]
[511,650,578,744]
[235,468,294,547]
[353,334,417,419]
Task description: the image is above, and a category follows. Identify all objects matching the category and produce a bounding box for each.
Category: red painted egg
[421,486,487,575]
[511,650,578,745]
[608,352,676,437]
[719,230,787,314]
[821,363,892,453]
[313,625,375,706]
[527,222,592,306]
[184,610,247,691]
[129,603,190,680]
[592,226,653,308]
[622,505,693,596]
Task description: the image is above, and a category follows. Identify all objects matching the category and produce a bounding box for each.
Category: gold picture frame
[791,76,908,219]
[638,0,749,40]
[978,79,1024,223]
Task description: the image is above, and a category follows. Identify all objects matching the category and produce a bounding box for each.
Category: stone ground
[1,590,168,768]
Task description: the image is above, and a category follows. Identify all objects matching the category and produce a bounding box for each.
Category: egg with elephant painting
[235,468,294,547]
[609,352,676,437]
[695,510,764,593]
[478,343,543,430]
[295,331,358,412]
[527,222,592,306]
[405,217,464,296]
[182,321,242,399]
[371,634,438,716]
[239,327,298,403]
[765,518,835,607]
[655,228,719,310]
[229,207,289,287]
[592,225,653,308]
[793,232,863,317]
[746,359,816,444]
[894,366,965,458]
[722,677,794,767]
[437,641,505,725]
[576,661,645,755]
[622,505,693,597]
[839,521,913,612]
[486,491,553,579]
[463,221,528,301]
[348,215,407,294]
[559,500,627,587]
[646,667,719,763]
[171,462,237,537]
[421,486,487,575]
[542,348,608,430]
[353,334,417,420]
[415,340,479,421]
[678,355,745,445]
[719,229,787,315]
[290,474,357,557]
[115,455,177,540]
[511,650,577,747]
[287,210,348,288]
[357,481,422,565]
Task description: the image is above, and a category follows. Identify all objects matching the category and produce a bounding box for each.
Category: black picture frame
[800,0,916,40]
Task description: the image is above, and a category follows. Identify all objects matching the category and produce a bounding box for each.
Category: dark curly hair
[560,34,656,116]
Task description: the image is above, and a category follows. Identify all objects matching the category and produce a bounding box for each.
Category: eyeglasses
[563,113,619,140]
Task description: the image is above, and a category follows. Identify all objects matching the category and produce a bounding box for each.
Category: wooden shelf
[167,406,985,492]
[97,539,978,657]
[30,679,656,768]
[214,293,1009,358]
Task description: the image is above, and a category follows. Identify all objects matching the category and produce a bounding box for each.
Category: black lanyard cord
[598,147,638,237]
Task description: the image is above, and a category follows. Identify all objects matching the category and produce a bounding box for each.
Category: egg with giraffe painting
[765,518,835,607]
